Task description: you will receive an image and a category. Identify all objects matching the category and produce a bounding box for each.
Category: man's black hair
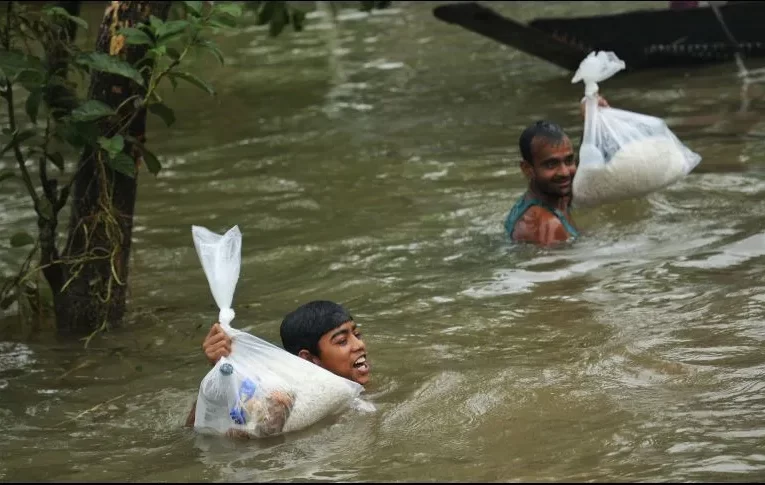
[518,120,567,164]
[280,300,354,356]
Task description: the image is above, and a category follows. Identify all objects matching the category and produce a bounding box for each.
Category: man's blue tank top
[504,193,579,241]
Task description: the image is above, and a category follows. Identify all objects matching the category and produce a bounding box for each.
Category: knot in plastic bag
[219,307,235,327]
[571,51,626,97]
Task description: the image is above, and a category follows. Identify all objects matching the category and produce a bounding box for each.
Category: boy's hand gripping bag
[191,225,363,438]
[571,51,702,207]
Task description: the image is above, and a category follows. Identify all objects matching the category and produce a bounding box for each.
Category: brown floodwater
[1,1,764,482]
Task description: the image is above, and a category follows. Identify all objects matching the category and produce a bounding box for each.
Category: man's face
[313,321,370,386]
[522,135,577,198]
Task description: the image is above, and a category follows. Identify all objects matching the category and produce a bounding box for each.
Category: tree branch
[3,84,41,209]
[38,114,64,293]
[39,116,56,203]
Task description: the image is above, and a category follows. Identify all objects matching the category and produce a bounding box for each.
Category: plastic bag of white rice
[570,51,701,207]
[191,225,363,439]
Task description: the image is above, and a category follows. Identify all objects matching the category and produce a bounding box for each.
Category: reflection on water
[1,1,765,482]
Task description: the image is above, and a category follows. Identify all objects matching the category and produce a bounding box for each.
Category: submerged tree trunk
[50,1,171,336]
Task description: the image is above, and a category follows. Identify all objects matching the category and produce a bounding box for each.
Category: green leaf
[25,89,42,125]
[10,232,35,248]
[19,78,44,96]
[54,121,99,148]
[186,15,202,34]
[149,45,168,59]
[71,100,115,122]
[215,2,244,18]
[0,169,16,183]
[47,74,75,90]
[184,1,204,16]
[149,15,164,32]
[208,17,238,29]
[156,20,190,43]
[0,50,44,82]
[119,27,154,46]
[46,152,65,171]
[15,129,37,147]
[75,52,144,86]
[140,147,162,175]
[45,6,89,30]
[14,68,44,87]
[98,135,125,160]
[168,71,215,95]
[107,152,136,178]
[196,39,224,66]
[148,103,176,127]
[162,29,188,47]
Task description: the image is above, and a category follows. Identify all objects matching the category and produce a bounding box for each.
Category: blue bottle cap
[220,363,234,376]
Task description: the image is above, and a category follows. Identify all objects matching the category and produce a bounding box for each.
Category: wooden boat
[432,1,765,72]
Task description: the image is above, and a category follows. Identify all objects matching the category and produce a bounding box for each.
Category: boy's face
[310,320,370,386]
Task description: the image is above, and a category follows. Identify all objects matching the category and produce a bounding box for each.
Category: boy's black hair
[518,120,567,164]
[280,300,354,356]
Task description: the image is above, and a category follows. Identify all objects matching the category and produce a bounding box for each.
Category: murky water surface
[1,1,765,482]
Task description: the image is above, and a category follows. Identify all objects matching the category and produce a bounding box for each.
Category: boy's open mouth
[353,355,369,371]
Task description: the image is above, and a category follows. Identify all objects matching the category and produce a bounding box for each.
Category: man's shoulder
[521,205,563,226]
[522,205,558,220]
[512,205,566,244]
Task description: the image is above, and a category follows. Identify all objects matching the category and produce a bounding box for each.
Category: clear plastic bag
[570,51,702,207]
[191,225,364,439]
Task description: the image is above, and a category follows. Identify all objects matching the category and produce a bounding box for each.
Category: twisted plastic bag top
[192,225,241,328]
[571,51,626,97]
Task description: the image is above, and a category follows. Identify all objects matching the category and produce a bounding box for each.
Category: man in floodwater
[504,97,608,246]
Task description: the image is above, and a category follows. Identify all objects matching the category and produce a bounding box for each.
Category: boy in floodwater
[185,300,370,437]
[504,96,609,246]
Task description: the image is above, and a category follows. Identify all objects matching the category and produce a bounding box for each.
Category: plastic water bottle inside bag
[191,225,364,439]
[571,51,702,207]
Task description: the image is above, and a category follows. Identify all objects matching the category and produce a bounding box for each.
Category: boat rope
[709,3,764,112]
